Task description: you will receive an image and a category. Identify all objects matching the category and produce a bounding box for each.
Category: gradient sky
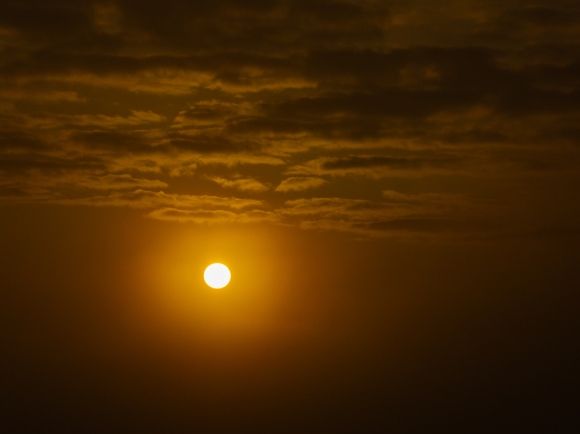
[1,1,579,432]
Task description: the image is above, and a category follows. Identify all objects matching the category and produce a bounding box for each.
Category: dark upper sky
[1,1,579,432]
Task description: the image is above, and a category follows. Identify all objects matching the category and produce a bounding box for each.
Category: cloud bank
[0,0,578,237]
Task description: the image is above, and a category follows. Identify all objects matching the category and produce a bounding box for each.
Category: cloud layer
[1,0,579,237]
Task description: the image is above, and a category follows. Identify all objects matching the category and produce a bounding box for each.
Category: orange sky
[1,1,579,432]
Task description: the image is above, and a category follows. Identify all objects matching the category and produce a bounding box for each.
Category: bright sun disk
[204,263,231,288]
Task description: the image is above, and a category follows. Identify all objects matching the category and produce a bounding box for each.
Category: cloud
[172,100,254,128]
[206,176,270,192]
[382,190,462,205]
[117,0,390,53]
[287,154,466,178]
[195,154,286,167]
[57,189,265,210]
[0,153,107,175]
[72,130,157,153]
[0,0,578,240]
[361,217,493,234]
[280,192,487,237]
[0,89,84,102]
[275,176,327,192]
[165,132,260,154]
[321,156,459,170]
[0,3,92,39]
[24,110,165,129]
[0,50,310,94]
[146,208,280,224]
[93,2,123,35]
[302,47,515,91]
[264,89,481,120]
[73,174,167,190]
[0,130,50,151]
[0,182,55,201]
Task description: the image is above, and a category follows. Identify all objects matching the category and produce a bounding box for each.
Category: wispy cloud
[56,190,264,210]
[146,208,280,224]
[206,176,270,192]
[73,174,168,191]
[275,177,327,192]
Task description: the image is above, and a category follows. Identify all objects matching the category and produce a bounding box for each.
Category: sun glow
[204,263,231,289]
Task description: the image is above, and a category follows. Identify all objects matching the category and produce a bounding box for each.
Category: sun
[204,263,231,289]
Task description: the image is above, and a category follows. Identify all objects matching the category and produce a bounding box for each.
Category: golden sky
[1,0,579,432]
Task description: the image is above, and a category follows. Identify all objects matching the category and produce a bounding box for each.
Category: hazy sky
[1,1,579,432]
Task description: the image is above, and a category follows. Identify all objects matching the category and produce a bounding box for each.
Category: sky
[1,0,579,432]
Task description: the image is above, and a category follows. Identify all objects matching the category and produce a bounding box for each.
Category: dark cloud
[175,101,246,124]
[497,88,580,115]
[363,217,492,234]
[167,134,260,154]
[0,2,92,38]
[72,131,155,153]
[75,174,167,190]
[0,182,52,199]
[504,6,580,29]
[266,89,481,119]
[0,153,106,174]
[321,155,462,171]
[118,0,389,52]
[304,47,520,91]
[285,153,470,179]
[227,116,384,140]
[0,130,48,151]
